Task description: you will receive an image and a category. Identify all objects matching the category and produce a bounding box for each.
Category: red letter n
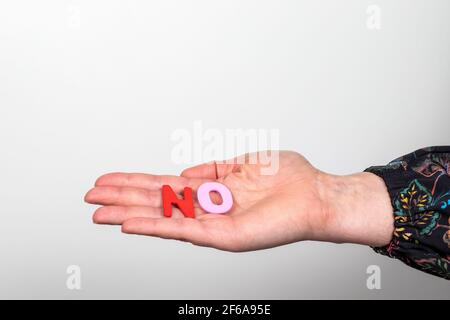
[162,185,195,218]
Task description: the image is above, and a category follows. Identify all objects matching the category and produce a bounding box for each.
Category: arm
[85,147,450,279]
[365,146,450,279]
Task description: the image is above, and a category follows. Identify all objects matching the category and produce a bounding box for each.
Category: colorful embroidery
[366,146,450,280]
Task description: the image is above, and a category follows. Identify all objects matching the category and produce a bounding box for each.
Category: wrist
[314,171,394,247]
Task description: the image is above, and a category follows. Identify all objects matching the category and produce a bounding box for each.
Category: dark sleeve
[365,146,450,280]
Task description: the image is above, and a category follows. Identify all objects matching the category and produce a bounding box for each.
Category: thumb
[181,160,239,179]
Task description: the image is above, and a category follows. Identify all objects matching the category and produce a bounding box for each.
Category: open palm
[85,151,327,251]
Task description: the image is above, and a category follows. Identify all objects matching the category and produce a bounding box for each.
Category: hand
[85,151,394,251]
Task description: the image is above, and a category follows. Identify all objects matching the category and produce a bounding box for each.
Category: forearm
[312,146,450,280]
[314,171,394,247]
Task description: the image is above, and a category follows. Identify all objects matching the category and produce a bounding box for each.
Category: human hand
[85,151,394,251]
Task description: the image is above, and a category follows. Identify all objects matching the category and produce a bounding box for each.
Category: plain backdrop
[0,0,449,299]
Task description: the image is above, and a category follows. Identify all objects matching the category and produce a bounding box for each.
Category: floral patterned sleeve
[365,146,450,280]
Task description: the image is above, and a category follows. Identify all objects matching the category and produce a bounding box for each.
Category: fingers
[85,185,207,208]
[95,173,208,193]
[93,206,162,224]
[121,217,213,247]
[181,161,240,179]
[93,206,203,225]
[85,186,162,207]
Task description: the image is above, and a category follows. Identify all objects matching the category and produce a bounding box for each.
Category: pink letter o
[197,182,233,214]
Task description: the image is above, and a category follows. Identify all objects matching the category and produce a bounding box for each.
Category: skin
[84,151,394,252]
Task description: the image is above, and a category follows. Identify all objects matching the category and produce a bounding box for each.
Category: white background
[0,0,449,298]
